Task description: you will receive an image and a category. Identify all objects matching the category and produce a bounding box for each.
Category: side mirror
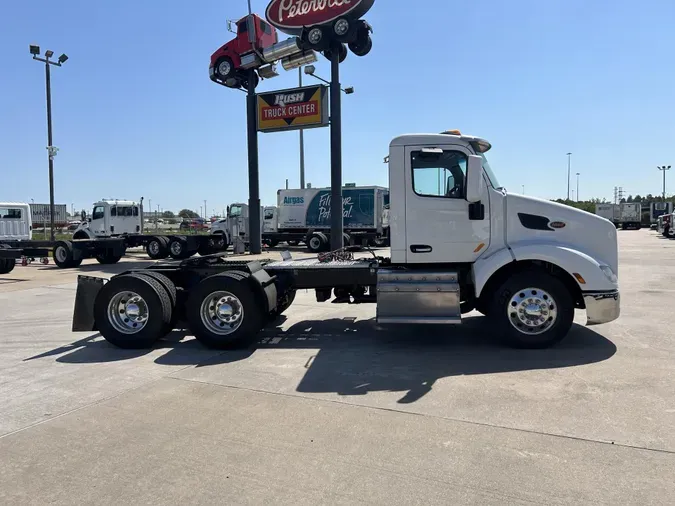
[87,217,92,223]
[466,155,485,203]
[81,210,86,221]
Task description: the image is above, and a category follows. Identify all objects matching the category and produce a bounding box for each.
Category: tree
[162,211,175,219]
[178,209,199,219]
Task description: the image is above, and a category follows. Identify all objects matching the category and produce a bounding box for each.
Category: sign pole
[329,45,343,250]
[247,68,262,254]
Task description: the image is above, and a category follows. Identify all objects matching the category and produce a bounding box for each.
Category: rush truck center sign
[257,84,329,133]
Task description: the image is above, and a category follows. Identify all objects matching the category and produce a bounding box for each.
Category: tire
[349,34,373,57]
[214,56,235,79]
[277,289,296,316]
[96,251,123,264]
[342,233,351,247]
[307,233,325,253]
[53,241,75,268]
[287,240,299,247]
[0,245,15,275]
[168,237,190,260]
[186,271,262,349]
[490,270,574,349]
[146,238,167,260]
[94,274,172,348]
[304,25,329,50]
[267,239,279,248]
[133,271,177,334]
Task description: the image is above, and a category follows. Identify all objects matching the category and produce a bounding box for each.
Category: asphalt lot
[1,230,673,505]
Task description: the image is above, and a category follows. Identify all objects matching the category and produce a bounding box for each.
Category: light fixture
[304,65,316,75]
[29,44,40,55]
[58,54,68,64]
[45,50,54,58]
[344,87,355,94]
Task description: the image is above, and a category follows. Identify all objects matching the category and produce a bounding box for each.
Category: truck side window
[412,150,467,199]
[110,207,117,217]
[238,21,248,34]
[133,206,139,216]
[260,20,272,35]
[92,206,105,220]
[264,209,274,220]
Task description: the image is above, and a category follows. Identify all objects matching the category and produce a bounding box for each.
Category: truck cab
[0,202,32,241]
[387,130,619,335]
[209,15,278,84]
[74,200,142,239]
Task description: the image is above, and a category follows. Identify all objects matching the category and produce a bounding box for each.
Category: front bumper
[584,290,620,325]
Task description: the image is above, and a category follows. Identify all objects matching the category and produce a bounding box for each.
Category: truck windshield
[229,205,242,217]
[481,154,501,189]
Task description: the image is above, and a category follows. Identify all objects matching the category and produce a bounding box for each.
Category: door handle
[410,244,432,253]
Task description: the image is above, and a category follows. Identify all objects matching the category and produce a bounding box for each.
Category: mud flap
[72,275,105,331]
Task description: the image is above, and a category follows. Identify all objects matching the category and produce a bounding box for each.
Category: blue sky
[1,0,674,215]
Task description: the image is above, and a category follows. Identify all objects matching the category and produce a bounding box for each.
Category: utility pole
[30,45,68,242]
[299,67,305,189]
[658,165,671,200]
[204,199,207,219]
[566,153,572,200]
[576,173,580,202]
[522,185,525,194]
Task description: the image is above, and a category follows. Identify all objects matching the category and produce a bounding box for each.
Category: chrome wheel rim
[149,241,160,255]
[55,246,67,263]
[218,60,231,76]
[107,291,149,334]
[200,291,244,335]
[170,241,183,256]
[334,19,349,35]
[507,287,557,335]
[308,28,322,44]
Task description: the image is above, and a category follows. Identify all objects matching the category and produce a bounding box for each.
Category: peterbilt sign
[266,0,375,35]
[257,84,329,132]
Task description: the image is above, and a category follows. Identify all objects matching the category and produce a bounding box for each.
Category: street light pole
[31,46,68,242]
[204,200,207,219]
[576,172,580,202]
[299,67,305,189]
[522,185,525,194]
[566,152,572,201]
[658,165,671,200]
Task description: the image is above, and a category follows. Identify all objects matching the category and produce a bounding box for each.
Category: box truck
[594,204,619,227]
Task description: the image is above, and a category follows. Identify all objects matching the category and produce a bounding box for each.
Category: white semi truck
[72,130,620,350]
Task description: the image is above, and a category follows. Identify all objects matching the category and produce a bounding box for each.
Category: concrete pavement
[0,230,673,504]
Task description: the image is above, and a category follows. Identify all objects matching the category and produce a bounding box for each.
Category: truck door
[404,145,490,263]
[90,205,107,236]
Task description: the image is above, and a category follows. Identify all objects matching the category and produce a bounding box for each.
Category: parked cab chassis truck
[72,131,620,350]
[0,200,229,271]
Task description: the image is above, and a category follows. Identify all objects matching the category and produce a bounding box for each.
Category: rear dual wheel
[186,271,262,349]
[94,272,176,348]
[53,241,83,269]
[146,237,169,260]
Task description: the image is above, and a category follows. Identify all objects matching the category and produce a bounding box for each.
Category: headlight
[599,265,618,284]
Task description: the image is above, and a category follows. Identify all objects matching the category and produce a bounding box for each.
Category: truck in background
[619,202,642,230]
[650,202,673,225]
[594,203,620,228]
[271,186,389,251]
[29,203,68,229]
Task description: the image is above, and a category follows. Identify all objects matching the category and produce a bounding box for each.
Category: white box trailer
[29,203,68,228]
[594,204,619,227]
[619,203,641,229]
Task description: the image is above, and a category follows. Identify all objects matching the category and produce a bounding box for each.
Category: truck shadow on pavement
[25,316,617,404]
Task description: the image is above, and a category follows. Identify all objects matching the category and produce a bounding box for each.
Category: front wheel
[214,57,235,79]
[307,233,326,253]
[490,270,574,348]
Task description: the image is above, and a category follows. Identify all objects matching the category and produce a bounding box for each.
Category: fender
[72,226,95,240]
[474,243,617,298]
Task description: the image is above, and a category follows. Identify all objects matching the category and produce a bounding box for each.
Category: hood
[506,193,618,275]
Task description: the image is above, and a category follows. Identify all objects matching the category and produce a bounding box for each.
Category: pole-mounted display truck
[72,130,620,350]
